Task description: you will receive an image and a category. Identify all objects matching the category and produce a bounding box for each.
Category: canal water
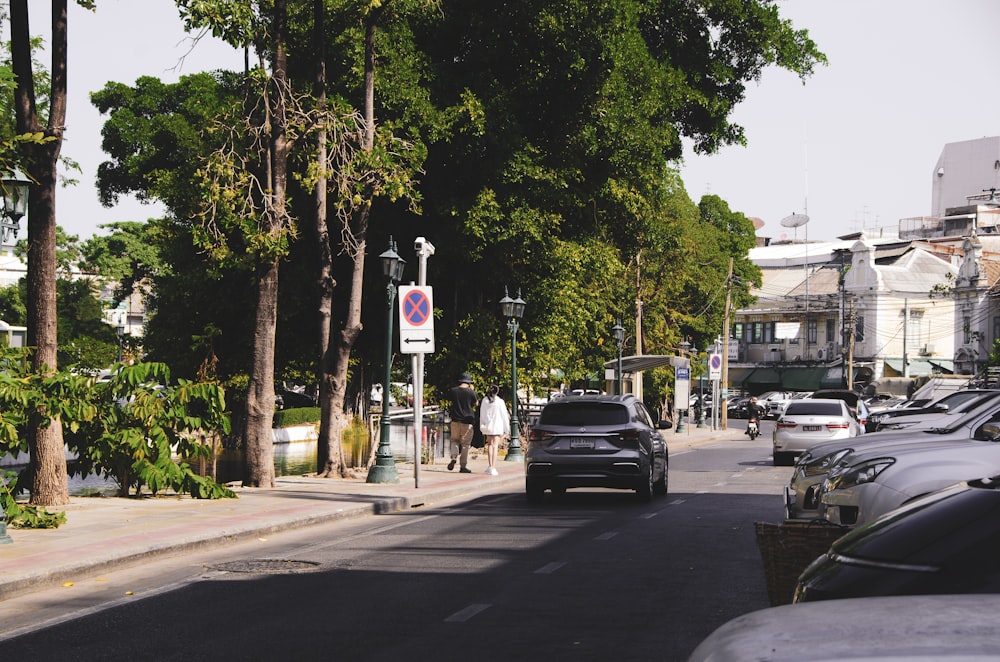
[5,418,453,496]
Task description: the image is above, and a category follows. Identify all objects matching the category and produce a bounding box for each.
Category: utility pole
[847,298,856,390]
[634,250,643,400]
[720,257,733,429]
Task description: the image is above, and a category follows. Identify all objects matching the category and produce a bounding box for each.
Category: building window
[963,316,971,344]
[826,318,836,343]
[854,315,865,343]
[807,318,818,344]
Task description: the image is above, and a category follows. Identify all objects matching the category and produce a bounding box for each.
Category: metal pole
[367,278,400,483]
[412,237,435,487]
[506,317,524,461]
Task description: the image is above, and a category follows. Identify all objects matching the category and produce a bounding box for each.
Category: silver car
[772,399,862,466]
[785,401,1000,519]
[819,422,1000,527]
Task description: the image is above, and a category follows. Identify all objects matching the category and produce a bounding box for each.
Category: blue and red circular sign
[401,289,431,327]
[709,354,722,371]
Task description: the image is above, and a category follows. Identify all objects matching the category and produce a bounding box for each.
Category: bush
[273,407,321,428]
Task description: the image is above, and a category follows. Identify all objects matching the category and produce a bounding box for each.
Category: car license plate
[803,425,821,432]
[569,438,595,449]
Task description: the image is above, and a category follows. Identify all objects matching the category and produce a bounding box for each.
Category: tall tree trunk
[243,258,279,487]
[242,0,291,487]
[311,0,345,477]
[10,0,69,506]
[320,13,380,477]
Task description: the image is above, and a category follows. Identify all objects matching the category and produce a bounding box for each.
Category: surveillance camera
[414,236,435,255]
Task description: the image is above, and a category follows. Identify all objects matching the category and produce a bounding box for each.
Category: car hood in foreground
[687,594,1000,662]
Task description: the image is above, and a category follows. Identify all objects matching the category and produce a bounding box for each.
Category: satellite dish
[749,216,765,230]
[780,213,810,228]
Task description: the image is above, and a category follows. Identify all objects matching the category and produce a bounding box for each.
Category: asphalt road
[0,423,789,662]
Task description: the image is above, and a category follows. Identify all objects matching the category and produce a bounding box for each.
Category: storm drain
[207,559,322,575]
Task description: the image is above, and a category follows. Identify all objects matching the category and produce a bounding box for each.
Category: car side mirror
[658,420,672,430]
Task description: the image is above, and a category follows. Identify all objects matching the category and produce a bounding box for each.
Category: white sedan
[772,398,863,466]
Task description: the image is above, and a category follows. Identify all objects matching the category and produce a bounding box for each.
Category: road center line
[594,531,618,541]
[444,603,492,622]
[535,561,567,575]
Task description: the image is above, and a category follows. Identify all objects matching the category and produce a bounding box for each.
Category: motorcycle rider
[747,397,765,437]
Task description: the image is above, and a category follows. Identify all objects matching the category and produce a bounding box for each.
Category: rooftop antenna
[781,212,811,352]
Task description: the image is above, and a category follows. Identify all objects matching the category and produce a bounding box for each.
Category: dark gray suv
[525,394,671,503]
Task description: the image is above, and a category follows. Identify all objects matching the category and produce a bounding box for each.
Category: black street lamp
[0,170,29,244]
[116,319,126,363]
[612,319,625,395]
[500,287,526,462]
[676,339,691,433]
[367,237,406,484]
[0,171,27,544]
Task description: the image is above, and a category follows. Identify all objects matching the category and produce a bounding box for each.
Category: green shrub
[273,407,321,428]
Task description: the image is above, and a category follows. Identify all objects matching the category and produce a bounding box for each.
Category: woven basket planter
[755,520,849,606]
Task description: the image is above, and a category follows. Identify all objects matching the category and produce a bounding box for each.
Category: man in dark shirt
[448,373,479,472]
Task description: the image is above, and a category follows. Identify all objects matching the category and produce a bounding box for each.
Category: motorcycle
[746,416,760,440]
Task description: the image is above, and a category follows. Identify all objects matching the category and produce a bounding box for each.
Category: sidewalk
[0,424,738,601]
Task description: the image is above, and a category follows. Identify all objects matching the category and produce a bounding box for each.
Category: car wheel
[636,462,654,502]
[654,459,668,496]
[526,479,545,504]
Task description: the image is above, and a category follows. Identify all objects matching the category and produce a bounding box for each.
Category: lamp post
[367,237,406,484]
[694,344,708,428]
[500,287,526,462]
[116,319,126,363]
[612,319,625,395]
[677,339,690,433]
[0,171,27,543]
[0,170,29,244]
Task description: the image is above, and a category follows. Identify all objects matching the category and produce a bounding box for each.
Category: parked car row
[693,386,1000,659]
[775,387,1000,604]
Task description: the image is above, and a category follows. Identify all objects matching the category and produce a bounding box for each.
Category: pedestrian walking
[448,372,479,473]
[479,384,511,475]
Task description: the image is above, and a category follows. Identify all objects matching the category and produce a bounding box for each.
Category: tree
[178,0,296,487]
[8,0,98,506]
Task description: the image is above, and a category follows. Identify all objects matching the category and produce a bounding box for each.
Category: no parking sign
[398,286,435,354]
[709,353,722,380]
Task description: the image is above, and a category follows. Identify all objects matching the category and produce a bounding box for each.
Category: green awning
[780,367,828,391]
[739,367,782,389]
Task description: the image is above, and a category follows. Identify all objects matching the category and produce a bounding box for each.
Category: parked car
[785,403,1000,520]
[689,594,1000,661]
[795,475,1000,603]
[772,399,863,466]
[525,393,670,503]
[819,422,1000,527]
[809,389,870,431]
[867,389,1000,432]
[726,396,752,419]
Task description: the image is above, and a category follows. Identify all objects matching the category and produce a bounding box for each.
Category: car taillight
[826,422,851,430]
[529,429,554,442]
[777,421,798,429]
[618,429,641,445]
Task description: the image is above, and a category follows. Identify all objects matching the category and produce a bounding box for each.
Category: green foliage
[63,362,235,499]
[273,406,321,428]
[1,470,65,528]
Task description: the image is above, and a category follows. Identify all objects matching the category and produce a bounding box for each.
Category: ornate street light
[612,319,625,395]
[677,339,691,433]
[116,319,126,363]
[500,287,526,461]
[0,170,30,244]
[367,237,406,484]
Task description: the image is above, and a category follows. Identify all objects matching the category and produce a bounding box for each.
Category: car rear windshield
[539,403,629,426]
[785,402,843,416]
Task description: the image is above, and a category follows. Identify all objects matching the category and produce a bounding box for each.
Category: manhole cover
[208,559,321,574]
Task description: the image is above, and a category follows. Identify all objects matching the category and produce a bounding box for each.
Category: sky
[27,0,1000,242]
[680,0,1000,242]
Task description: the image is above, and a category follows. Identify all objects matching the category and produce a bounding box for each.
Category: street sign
[675,366,690,410]
[709,353,722,380]
[398,286,435,354]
